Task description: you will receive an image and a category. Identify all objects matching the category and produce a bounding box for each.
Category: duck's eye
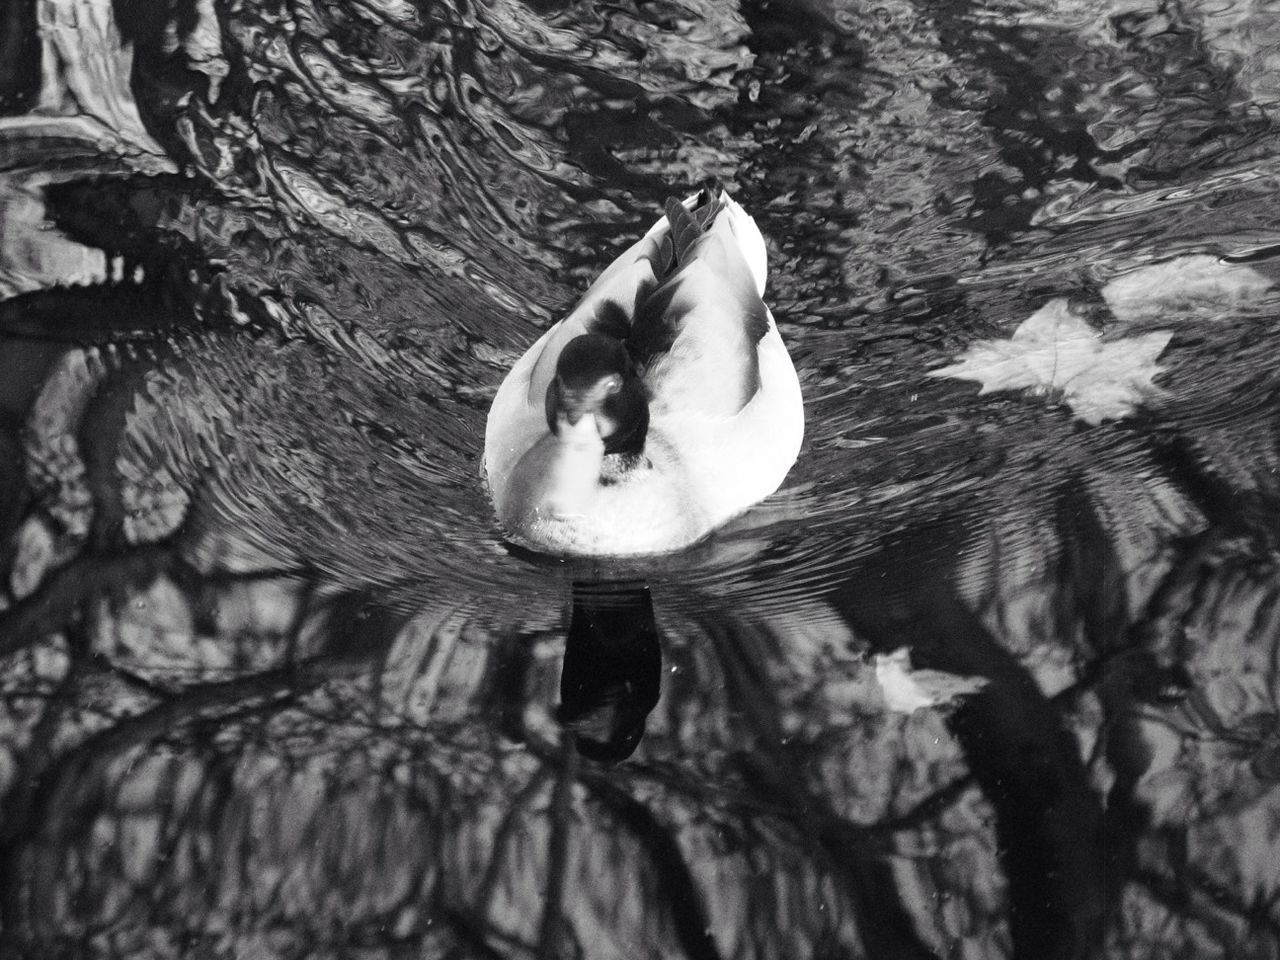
[604,375,623,394]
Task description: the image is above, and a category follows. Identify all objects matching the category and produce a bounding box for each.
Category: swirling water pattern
[4,1,1280,957]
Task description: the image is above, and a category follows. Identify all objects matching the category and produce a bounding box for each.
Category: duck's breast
[500,440,708,556]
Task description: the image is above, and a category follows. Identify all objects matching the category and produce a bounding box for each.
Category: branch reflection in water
[4,0,1280,956]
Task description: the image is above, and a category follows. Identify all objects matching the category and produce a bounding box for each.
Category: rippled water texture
[4,0,1280,957]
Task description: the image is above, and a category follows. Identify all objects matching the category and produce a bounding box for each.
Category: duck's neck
[602,379,649,456]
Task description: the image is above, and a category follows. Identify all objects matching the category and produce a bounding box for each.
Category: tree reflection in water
[4,0,1280,957]
[2,487,1277,958]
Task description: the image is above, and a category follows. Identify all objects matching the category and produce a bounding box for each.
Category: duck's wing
[524,228,666,407]
[523,188,770,418]
[630,192,772,419]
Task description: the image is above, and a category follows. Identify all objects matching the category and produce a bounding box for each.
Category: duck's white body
[484,190,804,556]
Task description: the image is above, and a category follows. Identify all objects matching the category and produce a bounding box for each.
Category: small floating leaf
[874,648,988,714]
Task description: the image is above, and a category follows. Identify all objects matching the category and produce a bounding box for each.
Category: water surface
[2,0,1280,957]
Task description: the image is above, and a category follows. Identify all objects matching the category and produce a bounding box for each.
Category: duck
[483,185,804,556]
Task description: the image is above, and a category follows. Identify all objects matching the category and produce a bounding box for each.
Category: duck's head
[546,333,648,455]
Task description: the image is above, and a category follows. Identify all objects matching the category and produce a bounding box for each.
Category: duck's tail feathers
[655,185,762,293]
[650,186,766,297]
[527,187,769,409]
[661,189,721,273]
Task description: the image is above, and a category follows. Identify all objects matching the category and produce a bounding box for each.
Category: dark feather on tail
[654,183,725,279]
[663,197,702,271]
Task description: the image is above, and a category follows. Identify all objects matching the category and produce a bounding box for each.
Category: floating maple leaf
[928,299,1173,424]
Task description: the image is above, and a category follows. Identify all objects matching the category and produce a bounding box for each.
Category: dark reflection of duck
[556,581,662,763]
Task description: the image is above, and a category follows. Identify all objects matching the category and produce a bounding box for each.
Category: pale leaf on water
[928,298,1173,424]
[873,648,988,714]
[1101,254,1273,323]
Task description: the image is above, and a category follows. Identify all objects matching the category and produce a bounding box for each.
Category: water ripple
[5,2,1280,950]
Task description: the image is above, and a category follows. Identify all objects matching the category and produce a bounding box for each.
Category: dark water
[2,0,1280,956]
